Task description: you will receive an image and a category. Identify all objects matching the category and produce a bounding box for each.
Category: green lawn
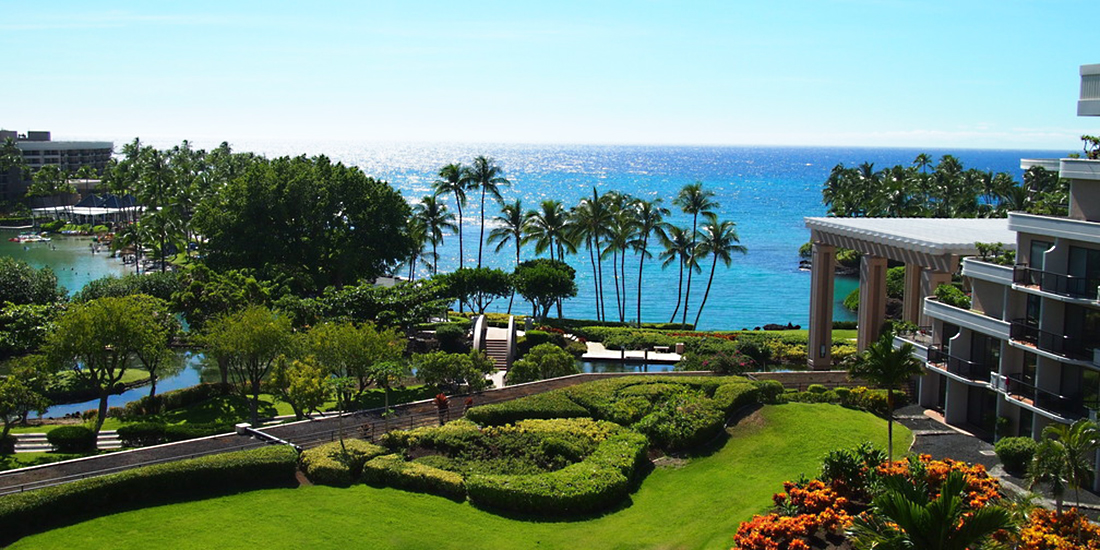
[10,403,913,550]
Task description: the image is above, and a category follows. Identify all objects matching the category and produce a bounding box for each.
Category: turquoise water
[0,229,129,296]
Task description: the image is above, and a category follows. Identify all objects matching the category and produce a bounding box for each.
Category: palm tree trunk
[612,248,622,322]
[682,215,698,327]
[478,188,485,269]
[669,260,684,323]
[507,242,519,314]
[432,241,438,276]
[595,234,606,321]
[587,241,601,321]
[620,248,628,323]
[694,255,719,329]
[636,236,647,327]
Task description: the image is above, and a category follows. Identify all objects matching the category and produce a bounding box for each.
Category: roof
[804,217,1016,255]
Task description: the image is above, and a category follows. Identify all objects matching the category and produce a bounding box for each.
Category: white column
[857,255,888,351]
[808,243,836,370]
[902,264,923,325]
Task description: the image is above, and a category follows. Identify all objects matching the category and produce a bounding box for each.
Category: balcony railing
[1002,372,1099,420]
[1014,266,1100,301]
[896,325,933,347]
[1010,320,1094,361]
[927,345,992,381]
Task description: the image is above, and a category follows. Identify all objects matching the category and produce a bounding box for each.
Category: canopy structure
[804,217,1016,369]
[34,194,142,225]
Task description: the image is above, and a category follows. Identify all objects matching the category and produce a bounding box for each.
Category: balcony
[927,345,992,382]
[923,297,1011,340]
[962,258,1014,285]
[1014,265,1100,301]
[1010,320,1094,361]
[999,372,1098,421]
[1008,212,1100,245]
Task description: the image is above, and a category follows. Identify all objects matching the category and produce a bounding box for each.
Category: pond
[0,229,130,296]
[578,360,676,374]
[39,351,217,418]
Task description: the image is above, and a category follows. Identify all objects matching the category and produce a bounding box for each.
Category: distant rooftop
[804,217,1016,255]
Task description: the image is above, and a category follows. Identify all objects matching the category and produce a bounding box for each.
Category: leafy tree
[463,156,510,269]
[194,155,413,290]
[692,213,746,328]
[847,331,924,463]
[0,302,60,359]
[171,265,271,333]
[269,355,331,420]
[371,359,411,420]
[440,267,513,314]
[306,321,405,409]
[322,278,451,331]
[25,164,75,198]
[673,182,719,326]
[1028,419,1100,513]
[414,350,495,393]
[73,271,180,303]
[201,306,295,426]
[849,470,1014,550]
[0,363,50,445]
[513,259,577,321]
[507,343,579,385]
[0,137,28,184]
[433,163,468,271]
[43,295,171,435]
[0,257,66,305]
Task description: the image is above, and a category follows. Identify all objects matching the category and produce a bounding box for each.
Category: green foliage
[73,271,180,303]
[994,436,1038,475]
[819,442,886,500]
[0,257,65,306]
[0,302,60,359]
[46,425,96,453]
[934,284,972,309]
[170,265,271,332]
[754,379,785,404]
[300,439,387,487]
[807,384,828,394]
[633,389,725,450]
[0,445,298,546]
[506,343,579,385]
[439,267,513,314]
[0,366,50,441]
[322,278,452,331]
[975,242,1016,266]
[116,422,166,447]
[306,320,405,408]
[415,350,496,393]
[433,322,469,353]
[268,355,331,420]
[362,453,467,501]
[1082,134,1100,160]
[193,154,413,291]
[840,386,910,416]
[123,383,231,417]
[465,391,591,426]
[512,259,577,320]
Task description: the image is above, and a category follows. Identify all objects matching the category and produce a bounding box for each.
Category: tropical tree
[130,295,181,402]
[848,470,1014,550]
[433,163,468,270]
[463,156,510,269]
[440,267,513,315]
[658,225,694,324]
[414,195,456,276]
[568,188,612,321]
[487,199,529,313]
[269,355,331,420]
[600,192,636,322]
[0,363,49,446]
[405,216,429,281]
[0,137,27,183]
[673,182,719,326]
[25,164,75,198]
[414,350,495,394]
[692,213,746,328]
[513,259,577,321]
[630,198,669,327]
[306,321,405,410]
[506,343,580,385]
[847,332,924,463]
[1028,419,1100,513]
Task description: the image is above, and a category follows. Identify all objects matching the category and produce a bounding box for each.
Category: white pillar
[902,264,923,325]
[808,243,837,370]
[857,255,888,351]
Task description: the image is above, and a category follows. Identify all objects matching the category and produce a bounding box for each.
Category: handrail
[1014,265,1100,300]
[1001,372,1098,420]
[927,346,991,380]
[1010,320,1093,361]
[471,314,486,355]
[505,315,516,369]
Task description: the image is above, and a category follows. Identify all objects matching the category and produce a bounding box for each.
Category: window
[1030,240,1052,270]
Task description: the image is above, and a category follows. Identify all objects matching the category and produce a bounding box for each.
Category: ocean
[6,142,1069,330]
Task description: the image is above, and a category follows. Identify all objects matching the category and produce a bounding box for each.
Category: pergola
[804,217,1016,369]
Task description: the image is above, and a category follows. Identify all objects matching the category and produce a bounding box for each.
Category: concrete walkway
[581,341,681,363]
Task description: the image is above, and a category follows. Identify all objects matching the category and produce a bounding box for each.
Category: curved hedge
[465,391,590,426]
[466,430,648,515]
[300,439,387,487]
[0,445,299,546]
[46,426,96,453]
[361,453,466,501]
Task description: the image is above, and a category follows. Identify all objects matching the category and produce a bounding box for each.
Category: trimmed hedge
[0,445,299,546]
[123,383,231,417]
[300,439,387,487]
[994,436,1038,475]
[466,430,648,515]
[361,453,466,501]
[115,422,236,448]
[466,391,590,426]
[47,426,96,453]
[711,382,760,415]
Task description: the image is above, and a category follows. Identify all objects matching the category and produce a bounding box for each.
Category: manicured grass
[10,403,913,550]
[0,451,85,472]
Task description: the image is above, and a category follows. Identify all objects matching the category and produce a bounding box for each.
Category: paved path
[581,341,681,363]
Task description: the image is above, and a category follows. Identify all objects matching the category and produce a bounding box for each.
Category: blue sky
[2,1,1097,149]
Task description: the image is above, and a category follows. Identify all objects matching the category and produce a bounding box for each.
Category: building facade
[0,129,112,203]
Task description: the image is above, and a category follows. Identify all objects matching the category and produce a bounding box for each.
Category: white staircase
[13,430,122,453]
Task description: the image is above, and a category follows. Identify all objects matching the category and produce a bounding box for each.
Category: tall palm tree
[673,182,718,327]
[524,200,574,318]
[849,470,1014,550]
[488,199,530,313]
[848,332,925,463]
[433,163,468,270]
[600,192,635,322]
[405,217,428,282]
[568,188,612,321]
[413,195,456,276]
[463,156,510,269]
[1028,419,1100,513]
[658,226,693,324]
[630,198,669,327]
[692,213,746,328]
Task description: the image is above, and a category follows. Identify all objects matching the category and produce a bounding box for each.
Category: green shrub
[564,339,588,357]
[935,284,972,310]
[0,445,298,546]
[754,380,785,404]
[465,391,590,426]
[994,436,1038,475]
[507,343,581,385]
[116,422,167,447]
[124,383,231,417]
[807,384,828,394]
[0,434,14,455]
[434,322,469,354]
[632,391,725,451]
[839,387,908,416]
[300,438,387,487]
[834,387,852,401]
[361,454,466,501]
[163,423,236,442]
[711,382,760,414]
[47,426,96,453]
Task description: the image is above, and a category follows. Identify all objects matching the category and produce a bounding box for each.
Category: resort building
[806,63,1100,486]
[0,129,113,203]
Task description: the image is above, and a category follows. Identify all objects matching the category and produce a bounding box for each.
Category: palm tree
[658,226,694,324]
[847,332,924,463]
[692,213,746,328]
[413,195,456,276]
[463,156,510,269]
[673,182,718,326]
[601,193,636,323]
[913,153,933,174]
[849,470,1014,550]
[568,188,613,321]
[488,199,530,313]
[405,217,428,281]
[630,198,669,327]
[524,200,574,318]
[433,163,468,270]
[1028,419,1100,513]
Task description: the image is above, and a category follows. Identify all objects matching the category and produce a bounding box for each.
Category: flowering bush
[875,455,1002,509]
[734,480,853,550]
[1013,508,1100,549]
